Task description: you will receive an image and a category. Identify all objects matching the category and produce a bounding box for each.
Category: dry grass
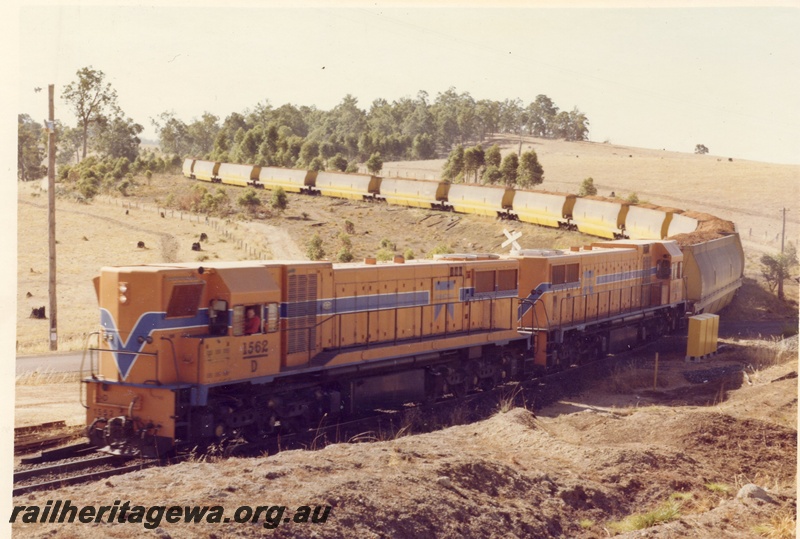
[739,337,798,373]
[705,482,732,495]
[753,509,797,539]
[607,500,682,533]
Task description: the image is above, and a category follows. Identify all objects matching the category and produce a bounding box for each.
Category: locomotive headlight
[119,294,128,304]
[119,282,128,293]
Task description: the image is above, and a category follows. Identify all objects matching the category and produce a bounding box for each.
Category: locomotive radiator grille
[287,274,318,354]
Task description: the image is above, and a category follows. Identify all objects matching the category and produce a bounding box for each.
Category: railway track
[14,421,84,455]
[13,448,183,497]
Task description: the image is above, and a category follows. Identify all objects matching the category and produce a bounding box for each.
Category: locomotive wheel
[479,375,496,392]
[243,413,277,442]
[451,381,469,398]
[281,415,309,434]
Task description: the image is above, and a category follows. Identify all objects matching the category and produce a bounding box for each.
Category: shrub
[376,248,394,262]
[238,188,261,210]
[270,187,288,210]
[579,177,597,196]
[337,248,354,263]
[306,233,325,261]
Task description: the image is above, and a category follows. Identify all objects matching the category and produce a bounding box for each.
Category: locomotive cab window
[233,305,264,336]
[656,257,671,279]
[208,299,228,336]
[265,302,279,333]
[165,283,204,318]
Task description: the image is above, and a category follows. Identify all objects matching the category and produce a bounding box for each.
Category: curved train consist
[79,159,745,457]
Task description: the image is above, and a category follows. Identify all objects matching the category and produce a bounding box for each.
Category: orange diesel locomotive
[83,239,687,457]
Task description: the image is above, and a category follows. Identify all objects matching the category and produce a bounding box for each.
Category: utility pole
[47,84,58,351]
[777,207,789,301]
[781,207,787,254]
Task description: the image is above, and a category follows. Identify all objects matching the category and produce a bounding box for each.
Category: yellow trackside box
[686,314,708,358]
[687,313,718,358]
[705,313,719,354]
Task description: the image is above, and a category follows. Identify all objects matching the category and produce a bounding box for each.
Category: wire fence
[102,195,271,261]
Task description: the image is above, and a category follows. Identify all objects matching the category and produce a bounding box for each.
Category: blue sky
[11,3,800,164]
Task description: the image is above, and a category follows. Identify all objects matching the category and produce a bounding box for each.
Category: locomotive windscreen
[165,283,204,318]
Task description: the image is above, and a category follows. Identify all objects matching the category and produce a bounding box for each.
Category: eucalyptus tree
[463,145,485,183]
[61,66,120,160]
[442,145,465,182]
[475,99,500,141]
[17,114,46,180]
[527,95,558,138]
[94,115,143,162]
[152,111,191,156]
[500,152,518,186]
[485,144,502,168]
[187,113,220,156]
[517,150,544,187]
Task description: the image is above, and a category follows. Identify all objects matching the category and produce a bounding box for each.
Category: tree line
[153,89,589,174]
[18,66,590,184]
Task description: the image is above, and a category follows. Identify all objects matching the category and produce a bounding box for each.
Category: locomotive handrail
[517,296,550,333]
[86,347,160,384]
[160,336,180,385]
[80,331,101,409]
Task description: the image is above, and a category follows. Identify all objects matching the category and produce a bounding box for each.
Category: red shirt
[245,315,261,335]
